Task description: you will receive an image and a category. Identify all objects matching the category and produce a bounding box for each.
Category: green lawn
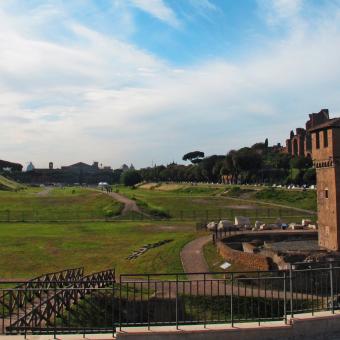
[116,184,315,221]
[0,187,123,221]
[0,221,198,279]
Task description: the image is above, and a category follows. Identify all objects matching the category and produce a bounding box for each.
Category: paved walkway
[180,235,213,280]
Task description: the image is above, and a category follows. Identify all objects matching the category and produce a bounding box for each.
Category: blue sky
[1,0,340,169]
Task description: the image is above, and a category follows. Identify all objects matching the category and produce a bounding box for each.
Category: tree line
[120,141,316,186]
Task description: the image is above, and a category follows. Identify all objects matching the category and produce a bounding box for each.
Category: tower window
[316,131,320,149]
[325,188,329,199]
[324,129,328,147]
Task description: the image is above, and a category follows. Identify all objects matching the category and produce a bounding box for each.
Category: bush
[121,170,142,186]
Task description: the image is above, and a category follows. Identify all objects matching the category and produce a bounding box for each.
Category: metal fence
[0,207,315,222]
[1,263,339,337]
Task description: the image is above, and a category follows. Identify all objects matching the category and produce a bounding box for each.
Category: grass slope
[0,175,25,191]
[0,221,198,278]
[224,186,316,211]
[0,187,124,221]
[117,184,315,221]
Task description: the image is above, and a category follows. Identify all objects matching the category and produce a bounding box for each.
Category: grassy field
[0,221,199,279]
[0,175,25,191]
[0,187,123,221]
[117,183,316,222]
[225,186,316,211]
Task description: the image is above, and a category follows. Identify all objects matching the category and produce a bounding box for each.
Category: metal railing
[1,264,339,336]
[1,269,115,336]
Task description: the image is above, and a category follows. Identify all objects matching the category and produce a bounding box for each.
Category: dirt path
[36,186,53,196]
[180,235,213,280]
[105,191,142,215]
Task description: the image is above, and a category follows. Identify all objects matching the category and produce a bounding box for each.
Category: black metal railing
[1,264,339,336]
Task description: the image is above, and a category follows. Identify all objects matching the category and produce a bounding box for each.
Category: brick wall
[216,241,269,271]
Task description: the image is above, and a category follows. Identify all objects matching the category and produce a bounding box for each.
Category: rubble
[206,221,217,231]
[126,239,173,260]
[235,216,250,227]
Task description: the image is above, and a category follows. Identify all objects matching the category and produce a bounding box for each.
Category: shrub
[121,170,142,187]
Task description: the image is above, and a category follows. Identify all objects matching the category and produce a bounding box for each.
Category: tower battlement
[310,117,340,251]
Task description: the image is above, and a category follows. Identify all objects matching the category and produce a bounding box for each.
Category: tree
[290,156,313,170]
[182,151,205,164]
[121,170,142,186]
[303,168,316,185]
[265,138,269,148]
[112,169,123,183]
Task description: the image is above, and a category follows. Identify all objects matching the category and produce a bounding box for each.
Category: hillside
[0,175,25,191]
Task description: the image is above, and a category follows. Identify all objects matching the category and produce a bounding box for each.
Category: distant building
[285,109,329,158]
[0,159,23,172]
[61,161,101,174]
[12,160,115,185]
[26,162,35,172]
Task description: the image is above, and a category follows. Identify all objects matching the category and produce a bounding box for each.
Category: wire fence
[1,262,339,336]
[0,207,315,223]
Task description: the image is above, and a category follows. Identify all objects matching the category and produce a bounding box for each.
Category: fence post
[289,264,294,319]
[112,280,115,337]
[24,285,27,339]
[54,285,57,339]
[257,271,260,326]
[283,271,287,324]
[147,274,150,330]
[119,276,122,331]
[231,273,234,327]
[330,262,334,314]
[204,273,206,328]
[176,274,179,330]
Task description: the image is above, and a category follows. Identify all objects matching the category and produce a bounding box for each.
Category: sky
[1,0,340,169]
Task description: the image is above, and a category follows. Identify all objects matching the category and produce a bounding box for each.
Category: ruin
[284,108,329,157]
[310,117,340,250]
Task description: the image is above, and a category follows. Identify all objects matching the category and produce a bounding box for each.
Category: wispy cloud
[258,0,303,26]
[128,0,180,28]
[1,1,340,168]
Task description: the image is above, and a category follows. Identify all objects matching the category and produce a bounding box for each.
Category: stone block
[206,222,217,231]
[235,216,250,226]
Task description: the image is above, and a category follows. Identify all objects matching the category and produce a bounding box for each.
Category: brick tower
[310,118,340,251]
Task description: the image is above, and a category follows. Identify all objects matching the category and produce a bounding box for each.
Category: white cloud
[1,1,340,168]
[128,0,180,27]
[258,0,303,26]
[188,0,217,12]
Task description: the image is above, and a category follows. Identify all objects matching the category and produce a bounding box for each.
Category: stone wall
[216,241,269,271]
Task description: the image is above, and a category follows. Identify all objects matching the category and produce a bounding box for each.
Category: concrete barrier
[116,311,340,340]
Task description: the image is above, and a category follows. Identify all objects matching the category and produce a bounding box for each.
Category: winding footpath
[106,191,142,215]
[180,235,213,280]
